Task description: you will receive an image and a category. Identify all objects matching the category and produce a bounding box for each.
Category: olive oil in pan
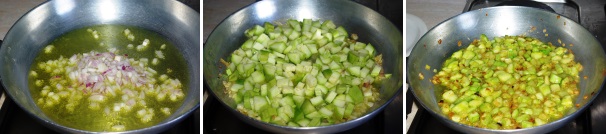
[28,25,189,131]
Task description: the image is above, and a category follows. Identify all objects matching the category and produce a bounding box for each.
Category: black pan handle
[496,0,556,13]
[494,0,582,24]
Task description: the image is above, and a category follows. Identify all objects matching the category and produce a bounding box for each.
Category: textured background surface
[406,0,465,28]
[203,0,255,43]
[0,0,45,39]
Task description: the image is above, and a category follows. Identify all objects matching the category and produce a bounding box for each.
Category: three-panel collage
[0,0,602,134]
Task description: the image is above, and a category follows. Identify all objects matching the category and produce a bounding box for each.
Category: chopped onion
[111,125,125,131]
[155,50,165,59]
[33,49,186,128]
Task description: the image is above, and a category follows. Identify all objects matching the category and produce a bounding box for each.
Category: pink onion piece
[69,51,158,95]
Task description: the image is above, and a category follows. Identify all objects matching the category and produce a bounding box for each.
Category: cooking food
[220,19,390,127]
[28,25,189,131]
[431,35,582,129]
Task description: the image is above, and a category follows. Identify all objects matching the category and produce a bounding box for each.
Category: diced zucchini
[230,83,244,92]
[256,34,270,45]
[321,20,337,30]
[280,96,296,108]
[348,86,364,103]
[297,118,311,127]
[221,20,389,127]
[310,96,324,106]
[270,42,287,53]
[301,100,316,114]
[319,107,333,117]
[293,95,305,108]
[333,99,346,108]
[264,22,275,34]
[288,52,302,64]
[309,118,321,127]
[306,111,322,119]
[347,66,361,77]
[325,91,338,103]
[288,19,302,31]
[370,65,382,77]
[344,103,354,117]
[251,71,265,84]
[280,106,294,118]
[253,96,268,111]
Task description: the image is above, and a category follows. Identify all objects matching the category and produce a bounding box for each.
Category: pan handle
[495,0,556,13]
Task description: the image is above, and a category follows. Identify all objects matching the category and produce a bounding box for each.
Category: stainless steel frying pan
[0,0,200,133]
[203,0,403,133]
[408,6,606,133]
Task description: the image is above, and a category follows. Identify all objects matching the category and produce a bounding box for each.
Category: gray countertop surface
[0,0,45,40]
[203,0,255,43]
[406,0,466,29]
